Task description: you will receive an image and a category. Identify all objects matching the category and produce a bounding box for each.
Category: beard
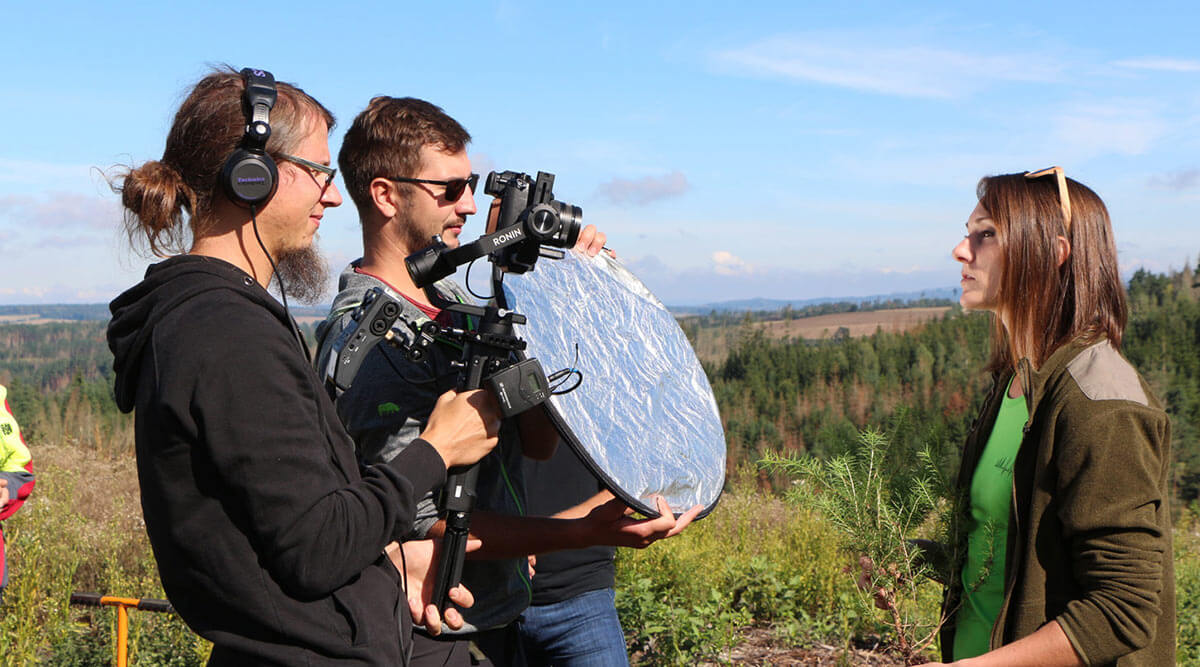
[397,197,464,252]
[397,199,433,252]
[273,238,330,305]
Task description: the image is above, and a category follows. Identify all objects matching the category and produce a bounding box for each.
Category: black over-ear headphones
[221,68,279,207]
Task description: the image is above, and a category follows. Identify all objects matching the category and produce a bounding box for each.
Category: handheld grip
[430,464,481,611]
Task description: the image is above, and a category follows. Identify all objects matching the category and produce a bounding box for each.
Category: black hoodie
[108,255,446,665]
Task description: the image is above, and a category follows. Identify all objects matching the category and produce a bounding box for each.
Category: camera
[485,170,582,274]
[405,170,583,287]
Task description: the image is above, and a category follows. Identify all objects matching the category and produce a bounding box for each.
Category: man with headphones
[108,69,501,664]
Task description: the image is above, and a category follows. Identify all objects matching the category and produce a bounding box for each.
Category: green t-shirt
[954,380,1028,659]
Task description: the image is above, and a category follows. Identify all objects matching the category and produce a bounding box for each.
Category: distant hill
[0,304,111,321]
[668,286,960,315]
[0,304,333,322]
[0,288,962,323]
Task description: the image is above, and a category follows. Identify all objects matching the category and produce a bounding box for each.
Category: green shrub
[761,429,956,665]
[1176,507,1200,663]
[0,446,208,665]
[615,465,882,664]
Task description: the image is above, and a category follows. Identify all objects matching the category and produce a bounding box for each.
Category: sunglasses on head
[387,173,480,202]
[1024,166,1072,234]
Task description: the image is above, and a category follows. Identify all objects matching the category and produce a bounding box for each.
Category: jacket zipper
[992,359,1034,650]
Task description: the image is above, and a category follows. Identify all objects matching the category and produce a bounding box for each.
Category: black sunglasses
[387,173,479,202]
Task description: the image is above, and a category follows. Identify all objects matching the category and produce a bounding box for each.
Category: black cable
[250,206,288,312]
[549,368,583,395]
[399,544,412,667]
[548,342,585,394]
[250,207,308,354]
[463,257,494,301]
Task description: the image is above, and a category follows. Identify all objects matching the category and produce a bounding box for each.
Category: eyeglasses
[279,153,338,191]
[387,173,480,202]
[1024,166,1071,234]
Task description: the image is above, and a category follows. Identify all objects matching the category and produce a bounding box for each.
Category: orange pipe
[116,604,129,667]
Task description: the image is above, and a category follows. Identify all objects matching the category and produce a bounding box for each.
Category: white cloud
[0,192,121,233]
[1148,169,1200,191]
[625,252,954,306]
[0,159,106,189]
[713,32,1062,99]
[0,282,131,304]
[469,152,497,179]
[595,171,689,206]
[1114,57,1200,73]
[33,232,108,250]
[880,265,935,275]
[0,286,52,299]
[1053,103,1166,158]
[711,250,757,276]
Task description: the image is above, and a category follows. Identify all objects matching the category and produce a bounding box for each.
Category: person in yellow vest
[0,384,35,605]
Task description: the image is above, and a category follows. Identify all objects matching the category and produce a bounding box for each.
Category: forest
[0,263,1198,663]
[705,264,1200,504]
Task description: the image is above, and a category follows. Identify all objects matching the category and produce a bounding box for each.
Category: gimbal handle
[430,303,520,612]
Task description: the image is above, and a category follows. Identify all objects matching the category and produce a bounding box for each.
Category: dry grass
[1,441,207,665]
[752,308,952,341]
[0,315,81,324]
[699,628,917,665]
[688,307,953,363]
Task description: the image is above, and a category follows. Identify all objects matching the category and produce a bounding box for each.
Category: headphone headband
[240,69,277,151]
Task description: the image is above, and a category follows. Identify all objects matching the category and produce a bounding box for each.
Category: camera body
[485,170,582,274]
[405,170,583,288]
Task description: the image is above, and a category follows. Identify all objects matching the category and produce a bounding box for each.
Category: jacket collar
[1016,338,1098,422]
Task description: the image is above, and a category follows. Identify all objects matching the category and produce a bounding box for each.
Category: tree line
[706,263,1200,503]
[0,264,1197,500]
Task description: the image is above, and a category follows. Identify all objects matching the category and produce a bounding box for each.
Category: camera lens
[549,201,582,248]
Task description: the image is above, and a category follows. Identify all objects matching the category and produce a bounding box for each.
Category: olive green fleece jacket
[941,339,1174,665]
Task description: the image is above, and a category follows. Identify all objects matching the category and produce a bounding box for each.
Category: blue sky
[2,1,1198,305]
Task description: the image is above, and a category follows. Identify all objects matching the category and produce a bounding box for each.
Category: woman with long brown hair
[931,168,1174,665]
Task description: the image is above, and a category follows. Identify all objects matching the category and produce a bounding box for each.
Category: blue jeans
[516,589,628,667]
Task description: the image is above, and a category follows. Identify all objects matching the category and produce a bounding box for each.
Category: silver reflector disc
[497,251,726,517]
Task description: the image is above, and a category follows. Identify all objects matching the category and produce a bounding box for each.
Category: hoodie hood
[107,255,285,412]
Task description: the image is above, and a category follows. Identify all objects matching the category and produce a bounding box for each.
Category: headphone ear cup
[222,149,279,207]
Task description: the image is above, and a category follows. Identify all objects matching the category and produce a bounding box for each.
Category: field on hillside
[752,307,952,340]
[0,315,74,325]
[685,306,953,363]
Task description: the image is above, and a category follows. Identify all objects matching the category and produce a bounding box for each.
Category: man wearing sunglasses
[317,96,698,666]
